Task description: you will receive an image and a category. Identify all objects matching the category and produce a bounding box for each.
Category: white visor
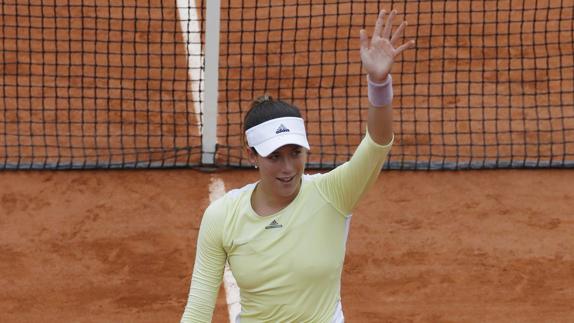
[245,117,310,157]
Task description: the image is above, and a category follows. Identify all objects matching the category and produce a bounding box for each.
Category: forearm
[367,101,394,145]
[181,276,222,323]
[366,74,394,145]
[181,203,227,322]
[360,8,413,145]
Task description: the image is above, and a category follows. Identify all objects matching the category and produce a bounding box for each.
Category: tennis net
[1,0,205,169]
[1,0,573,170]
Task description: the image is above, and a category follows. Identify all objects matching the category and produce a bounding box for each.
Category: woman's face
[248,144,308,201]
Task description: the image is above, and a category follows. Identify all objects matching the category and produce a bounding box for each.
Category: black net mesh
[1,0,205,169]
[1,0,573,170]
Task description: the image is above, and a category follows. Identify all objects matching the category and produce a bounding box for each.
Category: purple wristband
[367,74,393,107]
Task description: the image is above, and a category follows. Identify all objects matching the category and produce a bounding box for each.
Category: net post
[202,0,221,165]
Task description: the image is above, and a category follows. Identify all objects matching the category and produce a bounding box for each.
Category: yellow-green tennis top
[182,130,393,322]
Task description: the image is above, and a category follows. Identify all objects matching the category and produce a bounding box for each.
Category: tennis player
[182,9,414,322]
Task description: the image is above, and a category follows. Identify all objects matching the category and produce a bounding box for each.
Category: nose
[279,156,295,174]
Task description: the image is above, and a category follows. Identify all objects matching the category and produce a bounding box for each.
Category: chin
[277,176,302,196]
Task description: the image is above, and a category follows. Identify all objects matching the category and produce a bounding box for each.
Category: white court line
[177,1,219,164]
[176,2,203,123]
[209,176,241,322]
[178,2,235,319]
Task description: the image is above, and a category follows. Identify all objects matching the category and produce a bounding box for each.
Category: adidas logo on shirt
[265,219,283,229]
[275,124,290,134]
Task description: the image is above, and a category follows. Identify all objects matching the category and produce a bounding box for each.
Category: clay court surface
[1,168,573,322]
[1,0,573,322]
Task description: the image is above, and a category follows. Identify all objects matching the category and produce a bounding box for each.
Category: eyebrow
[270,146,302,155]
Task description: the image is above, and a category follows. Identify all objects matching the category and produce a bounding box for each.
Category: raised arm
[360,9,415,145]
[313,10,415,215]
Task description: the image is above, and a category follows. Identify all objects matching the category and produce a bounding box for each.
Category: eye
[268,154,279,160]
[291,149,302,157]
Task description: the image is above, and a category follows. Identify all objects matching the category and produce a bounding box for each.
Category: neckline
[247,179,304,220]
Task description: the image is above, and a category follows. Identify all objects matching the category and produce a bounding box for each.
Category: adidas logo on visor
[265,219,283,229]
[275,124,290,134]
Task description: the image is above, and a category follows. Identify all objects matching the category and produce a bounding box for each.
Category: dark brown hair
[243,95,302,132]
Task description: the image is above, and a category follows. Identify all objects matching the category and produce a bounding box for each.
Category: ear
[245,146,258,165]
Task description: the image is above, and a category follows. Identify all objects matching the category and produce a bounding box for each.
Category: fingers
[395,40,416,56]
[382,10,396,40]
[359,29,369,52]
[367,9,415,57]
[373,10,385,39]
[390,21,407,45]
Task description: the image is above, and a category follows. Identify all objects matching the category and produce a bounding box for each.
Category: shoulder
[301,172,328,191]
[203,182,255,221]
[303,172,325,181]
[225,182,256,200]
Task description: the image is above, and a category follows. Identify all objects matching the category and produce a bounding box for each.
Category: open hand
[360,10,415,83]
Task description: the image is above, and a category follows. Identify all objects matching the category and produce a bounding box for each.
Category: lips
[277,176,295,183]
